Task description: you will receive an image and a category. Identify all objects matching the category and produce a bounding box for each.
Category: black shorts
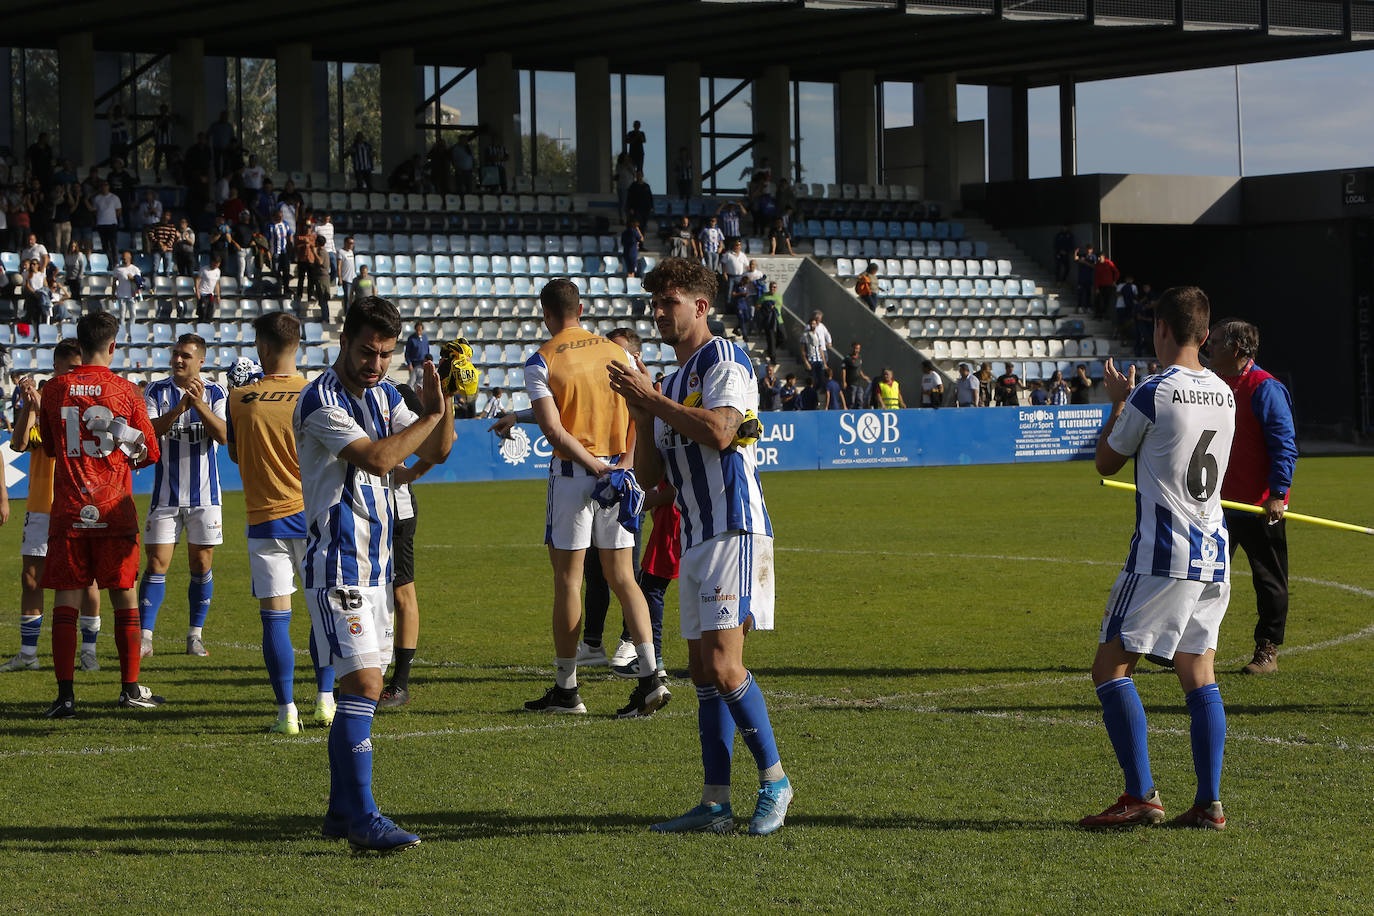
[393,515,417,587]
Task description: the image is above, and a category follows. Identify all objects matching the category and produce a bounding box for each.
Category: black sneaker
[43,696,76,719]
[523,684,587,714]
[117,685,165,709]
[616,676,671,718]
[378,684,411,709]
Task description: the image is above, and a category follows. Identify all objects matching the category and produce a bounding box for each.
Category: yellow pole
[1099,478,1373,536]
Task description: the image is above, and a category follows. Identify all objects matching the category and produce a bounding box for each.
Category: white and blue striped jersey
[294,369,419,589]
[145,377,228,509]
[1107,366,1236,583]
[655,337,772,551]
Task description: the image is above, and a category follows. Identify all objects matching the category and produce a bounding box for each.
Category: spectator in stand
[21,232,50,274]
[452,140,476,194]
[151,105,178,182]
[63,240,86,313]
[673,147,693,201]
[1093,250,1119,320]
[26,133,54,189]
[91,181,122,259]
[174,217,197,277]
[337,235,357,309]
[625,120,647,172]
[755,281,785,361]
[1028,379,1048,405]
[768,217,793,256]
[667,216,697,261]
[1115,274,1137,343]
[994,361,1024,406]
[405,323,429,391]
[278,180,303,234]
[1074,242,1097,315]
[69,183,94,252]
[955,362,980,407]
[1054,226,1075,282]
[1069,363,1093,404]
[801,311,832,388]
[1134,282,1156,357]
[625,171,653,231]
[353,265,375,300]
[209,216,232,277]
[843,342,869,410]
[240,154,266,207]
[50,183,76,254]
[721,237,750,302]
[776,179,797,220]
[1048,369,1071,405]
[136,190,164,244]
[253,178,278,226]
[21,259,47,327]
[222,138,245,188]
[195,255,222,321]
[184,132,214,210]
[267,211,292,284]
[80,166,103,202]
[920,360,943,409]
[148,212,179,277]
[427,138,452,195]
[823,367,845,410]
[620,220,645,279]
[316,213,337,281]
[614,152,635,223]
[779,373,798,411]
[1147,360,1162,376]
[307,236,331,322]
[976,362,996,409]
[230,211,255,286]
[110,250,142,329]
[347,133,375,191]
[798,376,820,411]
[758,364,781,411]
[107,159,138,215]
[481,133,509,192]
[875,368,905,409]
[717,199,744,240]
[293,218,317,299]
[729,273,753,343]
[108,104,131,166]
[855,262,879,311]
[698,217,724,273]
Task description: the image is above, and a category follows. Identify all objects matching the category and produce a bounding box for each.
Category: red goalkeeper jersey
[39,364,159,538]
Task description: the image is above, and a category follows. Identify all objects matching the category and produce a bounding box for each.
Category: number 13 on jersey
[62,405,117,458]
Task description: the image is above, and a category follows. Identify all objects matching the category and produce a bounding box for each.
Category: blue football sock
[696,684,735,787]
[1186,683,1226,806]
[260,610,294,706]
[139,574,166,633]
[188,571,213,629]
[721,671,782,781]
[309,625,336,694]
[1096,677,1154,799]
[79,615,101,650]
[329,694,379,826]
[19,615,42,654]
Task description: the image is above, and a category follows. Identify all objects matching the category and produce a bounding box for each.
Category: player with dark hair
[294,296,454,852]
[608,257,792,835]
[39,311,162,717]
[138,333,229,657]
[227,311,336,733]
[1084,286,1237,830]
[1,340,103,673]
[520,278,669,717]
[1206,318,1297,675]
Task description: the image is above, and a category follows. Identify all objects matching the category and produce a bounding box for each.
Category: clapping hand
[1102,358,1136,405]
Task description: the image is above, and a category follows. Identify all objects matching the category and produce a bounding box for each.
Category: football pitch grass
[1,458,1371,914]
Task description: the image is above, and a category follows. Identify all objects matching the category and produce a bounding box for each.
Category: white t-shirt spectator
[316,221,336,253]
[196,266,221,298]
[22,243,49,265]
[136,198,163,227]
[113,263,142,298]
[721,250,750,278]
[92,192,122,226]
[922,371,942,406]
[337,249,357,283]
[241,165,265,190]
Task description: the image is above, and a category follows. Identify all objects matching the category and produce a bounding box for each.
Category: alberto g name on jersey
[145,376,228,509]
[294,369,419,589]
[656,337,772,551]
[1108,367,1237,583]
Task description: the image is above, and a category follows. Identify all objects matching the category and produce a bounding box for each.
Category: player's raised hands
[184,376,206,406]
[607,357,656,412]
[1102,358,1136,405]
[418,358,446,416]
[18,375,40,411]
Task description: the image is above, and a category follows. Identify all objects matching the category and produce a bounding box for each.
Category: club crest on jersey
[689,373,700,389]
[76,505,106,529]
[347,615,363,636]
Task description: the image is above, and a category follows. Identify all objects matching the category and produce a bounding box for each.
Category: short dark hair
[1155,286,1211,347]
[342,296,402,341]
[77,311,120,358]
[54,338,82,362]
[607,327,642,354]
[643,257,717,303]
[1210,317,1259,360]
[176,333,207,355]
[539,278,581,317]
[253,311,302,350]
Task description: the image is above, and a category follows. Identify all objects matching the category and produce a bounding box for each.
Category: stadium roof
[16,0,1374,86]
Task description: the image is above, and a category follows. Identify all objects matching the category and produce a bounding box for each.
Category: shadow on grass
[749,665,1082,679]
[0,809,1069,851]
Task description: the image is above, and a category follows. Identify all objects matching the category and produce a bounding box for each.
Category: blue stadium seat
[472,255,491,274]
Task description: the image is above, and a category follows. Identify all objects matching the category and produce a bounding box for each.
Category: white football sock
[635,641,657,677]
[555,657,577,689]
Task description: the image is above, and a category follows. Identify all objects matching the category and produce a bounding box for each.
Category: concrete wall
[882,120,985,201]
[1099,174,1241,225]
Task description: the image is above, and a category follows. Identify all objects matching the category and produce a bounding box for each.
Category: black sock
[58,679,75,701]
[120,681,137,695]
[391,648,415,690]
[581,637,601,649]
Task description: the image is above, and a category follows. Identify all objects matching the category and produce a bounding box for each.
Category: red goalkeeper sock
[115,608,141,686]
[52,606,78,683]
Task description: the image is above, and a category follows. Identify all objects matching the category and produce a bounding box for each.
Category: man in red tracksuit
[1094,252,1120,321]
[1207,319,1298,675]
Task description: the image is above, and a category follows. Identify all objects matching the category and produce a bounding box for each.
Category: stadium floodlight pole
[1099,479,1373,535]
[1234,65,1245,178]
